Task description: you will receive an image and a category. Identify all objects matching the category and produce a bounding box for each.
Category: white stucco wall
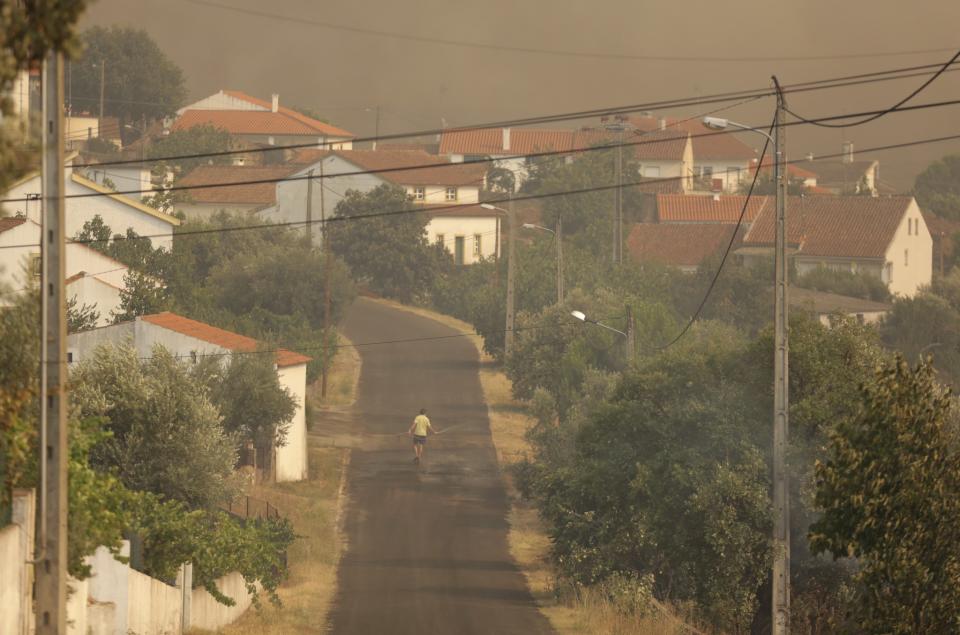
[275,364,308,482]
[4,171,175,250]
[126,567,183,635]
[0,220,40,295]
[190,571,255,631]
[67,275,122,326]
[0,524,22,635]
[693,160,752,192]
[426,216,499,265]
[86,543,131,635]
[406,185,480,205]
[884,199,932,298]
[176,202,263,222]
[81,165,152,197]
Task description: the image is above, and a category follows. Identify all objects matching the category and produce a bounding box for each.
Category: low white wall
[127,568,182,635]
[190,571,254,632]
[0,524,21,635]
[66,577,89,635]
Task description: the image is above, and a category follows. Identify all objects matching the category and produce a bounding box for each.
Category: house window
[445,187,458,202]
[904,249,909,267]
[413,186,425,201]
[727,167,742,183]
[643,166,660,178]
[436,233,445,246]
[701,166,714,178]
[454,236,465,265]
[67,352,74,363]
[473,234,482,257]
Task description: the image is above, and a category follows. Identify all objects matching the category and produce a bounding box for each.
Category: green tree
[914,154,960,221]
[328,184,444,302]
[207,353,297,467]
[796,265,891,302]
[71,343,239,509]
[147,124,234,174]
[810,356,960,634]
[112,270,168,322]
[67,294,100,332]
[879,292,960,385]
[70,26,186,134]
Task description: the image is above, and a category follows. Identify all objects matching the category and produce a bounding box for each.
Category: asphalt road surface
[327,298,553,635]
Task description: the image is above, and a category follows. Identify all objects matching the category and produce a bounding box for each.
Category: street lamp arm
[522,223,555,235]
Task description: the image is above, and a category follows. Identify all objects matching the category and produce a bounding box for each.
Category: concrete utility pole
[625,304,635,363]
[98,59,105,133]
[320,159,331,399]
[771,75,791,635]
[505,195,516,356]
[305,168,315,247]
[556,215,564,304]
[36,50,69,635]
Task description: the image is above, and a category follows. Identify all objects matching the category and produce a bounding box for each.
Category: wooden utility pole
[36,50,69,635]
[624,304,635,363]
[98,59,105,134]
[504,196,516,357]
[556,215,564,305]
[771,75,791,635]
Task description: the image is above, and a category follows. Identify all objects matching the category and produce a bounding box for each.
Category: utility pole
[616,125,624,264]
[37,49,68,635]
[556,215,564,304]
[305,169,314,247]
[624,304,635,363]
[372,105,381,150]
[771,75,791,635]
[98,59,105,135]
[504,195,516,357]
[320,160,331,399]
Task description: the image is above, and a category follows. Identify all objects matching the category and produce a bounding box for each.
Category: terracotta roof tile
[141,312,311,367]
[0,217,27,234]
[630,116,757,161]
[627,223,739,267]
[222,90,354,138]
[177,165,302,205]
[174,109,353,138]
[657,194,773,223]
[743,196,914,258]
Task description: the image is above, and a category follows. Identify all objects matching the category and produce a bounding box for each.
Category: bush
[796,266,891,302]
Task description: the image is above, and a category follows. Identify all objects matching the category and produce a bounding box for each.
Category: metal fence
[222,495,281,522]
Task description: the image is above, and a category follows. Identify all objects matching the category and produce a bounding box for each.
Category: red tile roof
[176,165,302,205]
[743,196,914,258]
[174,108,353,139]
[627,223,739,267]
[0,217,27,234]
[222,90,354,138]
[293,149,487,187]
[657,194,773,223]
[141,312,311,367]
[439,126,689,162]
[630,116,757,161]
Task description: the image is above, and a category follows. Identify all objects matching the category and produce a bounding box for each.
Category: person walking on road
[409,408,434,464]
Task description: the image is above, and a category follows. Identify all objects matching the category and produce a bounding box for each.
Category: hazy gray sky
[83,0,960,189]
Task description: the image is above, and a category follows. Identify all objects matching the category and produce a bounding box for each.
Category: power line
[786,49,960,128]
[5,128,960,253]
[179,0,958,64]
[69,60,960,170]
[13,95,960,206]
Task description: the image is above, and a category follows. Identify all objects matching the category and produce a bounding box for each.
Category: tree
[796,265,891,302]
[810,356,960,634]
[207,353,297,468]
[147,124,234,175]
[328,184,443,302]
[112,270,168,322]
[71,343,239,509]
[75,214,113,253]
[879,292,960,385]
[67,294,100,332]
[70,26,186,134]
[914,154,960,221]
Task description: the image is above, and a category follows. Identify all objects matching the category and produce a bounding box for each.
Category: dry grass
[209,445,347,635]
[308,333,361,407]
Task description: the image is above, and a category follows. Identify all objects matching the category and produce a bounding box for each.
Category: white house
[260,149,496,259]
[172,90,354,151]
[0,217,128,322]
[175,164,304,220]
[2,163,180,250]
[739,196,932,297]
[789,286,891,327]
[630,115,756,193]
[67,312,311,483]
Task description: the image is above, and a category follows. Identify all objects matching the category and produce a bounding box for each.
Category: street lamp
[522,221,563,304]
[570,309,634,361]
[705,92,791,634]
[481,201,516,356]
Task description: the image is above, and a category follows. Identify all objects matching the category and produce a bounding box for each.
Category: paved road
[327,298,553,635]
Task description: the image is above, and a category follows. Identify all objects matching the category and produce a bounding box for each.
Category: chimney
[658,117,666,131]
[712,193,721,202]
[841,141,854,164]
[502,127,511,151]
[271,93,279,113]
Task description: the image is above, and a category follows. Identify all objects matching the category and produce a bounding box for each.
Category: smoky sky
[83,0,960,190]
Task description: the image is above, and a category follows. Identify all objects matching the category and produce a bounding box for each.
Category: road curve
[327,298,553,635]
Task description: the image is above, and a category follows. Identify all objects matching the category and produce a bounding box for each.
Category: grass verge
[375,299,699,634]
[213,335,359,634]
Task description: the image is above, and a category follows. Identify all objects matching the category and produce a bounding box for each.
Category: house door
[454,236,465,265]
